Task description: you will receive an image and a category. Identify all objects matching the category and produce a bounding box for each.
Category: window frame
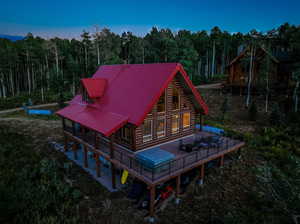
[171,114,180,134]
[172,87,180,111]
[182,112,191,129]
[142,119,153,143]
[157,91,166,114]
[156,116,166,138]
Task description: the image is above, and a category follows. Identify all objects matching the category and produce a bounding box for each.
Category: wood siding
[135,76,196,150]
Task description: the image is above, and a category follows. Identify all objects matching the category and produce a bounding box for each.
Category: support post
[96,154,101,177]
[149,185,156,218]
[72,142,78,160]
[175,175,181,205]
[198,164,205,185]
[176,175,181,197]
[111,163,116,189]
[64,134,68,152]
[220,155,224,167]
[83,145,88,168]
[110,134,115,158]
[110,134,116,189]
[62,118,66,130]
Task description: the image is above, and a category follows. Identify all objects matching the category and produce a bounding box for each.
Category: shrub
[248,102,258,121]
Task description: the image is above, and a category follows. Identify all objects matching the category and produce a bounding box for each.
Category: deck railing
[64,126,242,183]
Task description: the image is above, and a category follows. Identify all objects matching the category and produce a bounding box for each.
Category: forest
[0,23,300,104]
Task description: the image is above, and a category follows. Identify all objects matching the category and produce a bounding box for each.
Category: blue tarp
[136,147,175,169]
[196,124,224,135]
[27,109,52,115]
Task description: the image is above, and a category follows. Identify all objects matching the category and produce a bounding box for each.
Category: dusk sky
[0,0,299,38]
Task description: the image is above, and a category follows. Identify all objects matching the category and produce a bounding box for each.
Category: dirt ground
[0,90,265,223]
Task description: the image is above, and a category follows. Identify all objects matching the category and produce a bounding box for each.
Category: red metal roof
[56,103,128,136]
[57,63,208,136]
[81,78,107,98]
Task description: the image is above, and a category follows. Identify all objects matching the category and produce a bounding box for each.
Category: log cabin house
[56,63,244,218]
[227,46,293,94]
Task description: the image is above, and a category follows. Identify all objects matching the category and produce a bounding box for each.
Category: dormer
[81,78,107,103]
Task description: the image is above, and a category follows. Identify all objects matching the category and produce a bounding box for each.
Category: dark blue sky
[0,0,299,37]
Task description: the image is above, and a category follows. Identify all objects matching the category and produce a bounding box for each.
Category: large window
[157,91,166,113]
[183,112,191,129]
[143,120,153,142]
[156,117,166,138]
[121,126,132,143]
[172,87,179,110]
[172,114,179,134]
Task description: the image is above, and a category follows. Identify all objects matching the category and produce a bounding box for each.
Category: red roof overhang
[56,103,128,137]
[81,78,107,98]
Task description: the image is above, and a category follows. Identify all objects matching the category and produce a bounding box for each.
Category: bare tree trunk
[85,45,88,72]
[221,43,226,74]
[246,46,255,107]
[55,44,59,76]
[9,67,14,96]
[265,66,270,113]
[45,54,50,90]
[142,46,145,64]
[211,40,216,77]
[72,73,76,96]
[0,74,6,98]
[294,80,299,112]
[198,58,202,76]
[205,50,209,79]
[26,50,31,94]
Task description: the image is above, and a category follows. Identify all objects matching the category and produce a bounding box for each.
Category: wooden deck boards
[64,129,244,185]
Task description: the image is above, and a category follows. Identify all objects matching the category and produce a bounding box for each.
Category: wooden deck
[64,128,245,186]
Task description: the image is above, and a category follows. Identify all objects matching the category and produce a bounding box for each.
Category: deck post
[62,118,66,130]
[83,145,88,168]
[72,142,78,160]
[96,154,101,177]
[175,175,181,204]
[110,134,116,189]
[220,155,224,167]
[64,134,68,152]
[149,185,156,218]
[198,164,205,185]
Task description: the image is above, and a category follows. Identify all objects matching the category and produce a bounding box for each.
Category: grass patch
[0,124,81,223]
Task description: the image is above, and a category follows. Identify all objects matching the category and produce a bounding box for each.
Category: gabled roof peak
[81,78,107,99]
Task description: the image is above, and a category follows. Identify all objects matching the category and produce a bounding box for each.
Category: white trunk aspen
[221,43,226,74]
[211,40,216,77]
[198,58,202,76]
[45,54,50,90]
[142,47,145,64]
[205,50,209,79]
[85,45,88,72]
[55,44,59,76]
[32,64,35,91]
[1,76,6,98]
[97,44,100,65]
[246,46,254,107]
[265,65,270,113]
[9,67,14,96]
[27,50,31,94]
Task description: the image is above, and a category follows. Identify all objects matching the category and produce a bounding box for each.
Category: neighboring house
[56,63,244,218]
[227,46,293,93]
